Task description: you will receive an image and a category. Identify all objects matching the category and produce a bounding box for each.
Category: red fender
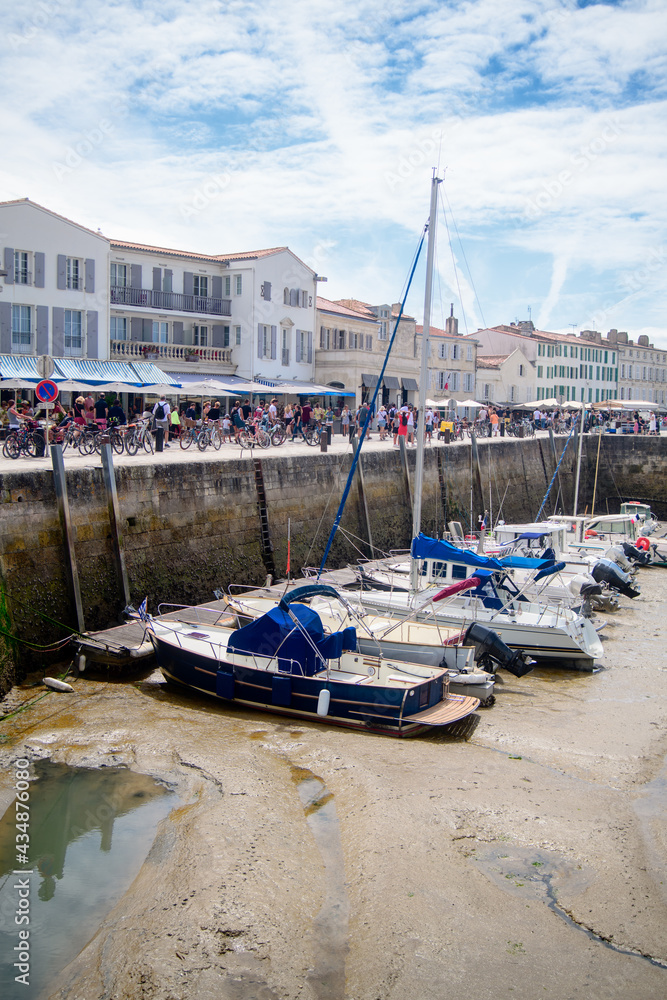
[636,536,650,551]
[432,577,481,602]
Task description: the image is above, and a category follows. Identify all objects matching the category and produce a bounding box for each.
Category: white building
[476,349,534,404]
[604,329,667,405]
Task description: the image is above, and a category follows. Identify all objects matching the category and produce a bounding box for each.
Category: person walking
[152,395,171,446]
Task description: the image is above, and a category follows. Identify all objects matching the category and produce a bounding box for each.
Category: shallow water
[0,760,175,999]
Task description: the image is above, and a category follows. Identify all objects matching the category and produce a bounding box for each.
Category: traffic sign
[35,379,59,403]
[37,355,55,378]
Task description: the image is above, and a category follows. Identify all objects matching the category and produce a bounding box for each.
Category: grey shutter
[0,302,11,351]
[152,267,162,291]
[263,281,272,302]
[85,258,95,293]
[87,311,98,356]
[307,331,312,364]
[130,318,143,342]
[130,264,142,289]
[257,324,263,359]
[3,248,13,284]
[295,330,301,363]
[36,305,49,353]
[163,269,173,293]
[52,307,65,355]
[57,254,66,290]
[142,318,152,340]
[34,252,45,288]
[270,325,277,359]
[183,271,193,295]
[172,321,183,345]
[211,324,224,348]
[211,275,222,300]
[289,288,298,306]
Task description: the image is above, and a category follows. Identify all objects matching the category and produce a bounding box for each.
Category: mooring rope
[534,418,578,522]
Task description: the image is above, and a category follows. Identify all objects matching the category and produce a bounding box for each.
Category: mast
[411,172,442,591]
[572,406,585,518]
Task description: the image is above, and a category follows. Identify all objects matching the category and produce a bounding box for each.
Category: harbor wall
[0,434,665,692]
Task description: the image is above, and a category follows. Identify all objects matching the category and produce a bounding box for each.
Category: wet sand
[1,565,666,999]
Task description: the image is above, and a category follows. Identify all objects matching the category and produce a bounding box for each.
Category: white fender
[43,677,74,692]
[317,689,331,716]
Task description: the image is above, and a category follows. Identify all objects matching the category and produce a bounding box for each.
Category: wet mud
[0,565,666,999]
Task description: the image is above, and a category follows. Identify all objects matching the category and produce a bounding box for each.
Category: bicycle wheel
[304,427,317,446]
[238,430,255,449]
[143,431,154,454]
[211,428,222,451]
[125,433,140,456]
[111,428,125,455]
[180,430,194,449]
[256,428,271,449]
[197,429,210,451]
[78,431,97,455]
[270,425,285,446]
[3,435,20,459]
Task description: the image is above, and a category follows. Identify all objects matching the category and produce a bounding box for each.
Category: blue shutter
[36,306,49,353]
[3,248,13,284]
[211,275,222,300]
[257,324,263,359]
[211,324,224,348]
[130,318,143,342]
[85,258,95,293]
[183,271,193,296]
[130,264,142,289]
[0,302,11,351]
[271,325,277,360]
[295,330,301,363]
[87,311,99,356]
[263,281,272,302]
[163,269,173,293]
[57,254,66,290]
[290,288,298,306]
[52,307,64,355]
[34,252,45,288]
[172,321,183,344]
[152,267,161,291]
[307,331,312,364]
[142,318,152,341]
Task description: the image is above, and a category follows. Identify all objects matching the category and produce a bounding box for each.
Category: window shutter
[183,271,194,296]
[257,324,263,359]
[0,302,11,351]
[295,331,301,363]
[87,311,99,356]
[163,269,173,293]
[290,288,298,307]
[211,324,224,348]
[36,305,49,353]
[211,275,222,300]
[34,252,45,288]
[307,331,312,364]
[52,307,65,355]
[130,318,143,342]
[130,264,142,289]
[172,321,183,344]
[3,248,14,284]
[142,318,152,341]
[271,325,277,359]
[152,267,162,291]
[85,258,95,293]
[263,281,272,302]
[57,254,66,290]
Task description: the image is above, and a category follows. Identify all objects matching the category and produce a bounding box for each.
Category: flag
[137,597,149,622]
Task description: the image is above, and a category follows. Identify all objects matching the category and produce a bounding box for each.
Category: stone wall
[0,434,665,692]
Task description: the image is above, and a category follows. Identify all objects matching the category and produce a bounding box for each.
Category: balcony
[110,286,232,316]
[110,341,234,367]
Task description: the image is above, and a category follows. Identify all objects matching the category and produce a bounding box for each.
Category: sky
[2,0,666,346]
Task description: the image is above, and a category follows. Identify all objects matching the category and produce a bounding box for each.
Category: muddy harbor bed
[0,566,666,999]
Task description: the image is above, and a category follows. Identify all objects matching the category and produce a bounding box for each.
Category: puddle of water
[290,765,349,1000]
[0,760,175,999]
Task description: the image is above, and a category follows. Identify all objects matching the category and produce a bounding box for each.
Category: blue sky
[2,0,666,345]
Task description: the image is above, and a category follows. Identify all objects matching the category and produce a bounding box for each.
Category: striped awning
[0,355,178,387]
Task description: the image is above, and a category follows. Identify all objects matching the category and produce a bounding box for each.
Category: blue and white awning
[0,355,178,387]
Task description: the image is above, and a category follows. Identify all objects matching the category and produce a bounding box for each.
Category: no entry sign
[35,379,59,403]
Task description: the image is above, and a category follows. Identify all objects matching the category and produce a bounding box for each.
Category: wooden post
[101,443,131,607]
[51,444,85,633]
[356,453,374,557]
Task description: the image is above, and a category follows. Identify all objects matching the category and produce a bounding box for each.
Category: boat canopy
[227,603,356,676]
[278,584,341,609]
[499,555,556,570]
[411,534,504,571]
[500,531,551,542]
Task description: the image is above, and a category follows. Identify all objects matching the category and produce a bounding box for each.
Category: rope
[534,417,578,522]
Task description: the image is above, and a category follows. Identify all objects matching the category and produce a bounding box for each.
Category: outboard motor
[605,545,634,574]
[621,541,651,566]
[591,559,641,599]
[463,623,535,678]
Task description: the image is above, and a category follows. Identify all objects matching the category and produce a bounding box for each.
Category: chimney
[445,303,459,336]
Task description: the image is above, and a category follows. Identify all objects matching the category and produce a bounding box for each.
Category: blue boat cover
[411,533,504,571]
[534,561,566,581]
[227,604,356,676]
[499,556,556,570]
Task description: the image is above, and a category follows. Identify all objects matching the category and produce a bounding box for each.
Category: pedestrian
[108,398,126,426]
[152,394,171,446]
[341,405,351,438]
[424,406,434,445]
[94,393,108,428]
[222,413,232,443]
[407,405,415,446]
[170,406,181,439]
[490,408,499,436]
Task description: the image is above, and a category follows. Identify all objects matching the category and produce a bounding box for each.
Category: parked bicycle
[2,422,44,459]
[124,419,154,456]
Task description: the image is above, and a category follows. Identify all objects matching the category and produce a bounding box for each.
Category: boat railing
[157,620,305,674]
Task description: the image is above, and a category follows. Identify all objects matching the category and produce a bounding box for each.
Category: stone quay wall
[0,434,665,692]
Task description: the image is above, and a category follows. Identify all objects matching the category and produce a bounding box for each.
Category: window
[451,343,460,360]
[484,383,493,400]
[152,321,169,344]
[378,321,387,341]
[281,328,290,366]
[438,343,447,359]
[537,366,543,378]
[621,364,625,378]
[110,316,127,341]
[235,275,242,295]
[64,310,83,353]
[365,334,373,351]
[225,275,231,297]
[466,344,473,361]
[193,324,208,346]
[463,372,473,393]
[110,262,128,287]
[258,324,271,358]
[283,287,289,304]
[14,251,30,285]
[320,327,330,350]
[193,275,208,297]
[223,325,230,348]
[234,325,241,345]
[519,364,524,376]
[538,344,544,356]
[555,345,561,356]
[448,372,460,391]
[65,257,81,290]
[11,305,31,351]
[436,371,448,391]
[509,385,516,401]
[300,289,308,308]
[335,328,345,350]
[297,330,307,362]
[349,331,358,350]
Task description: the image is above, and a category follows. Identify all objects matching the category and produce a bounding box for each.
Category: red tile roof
[317,297,377,322]
[416,324,477,341]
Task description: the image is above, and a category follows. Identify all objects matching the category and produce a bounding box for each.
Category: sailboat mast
[411,173,442,547]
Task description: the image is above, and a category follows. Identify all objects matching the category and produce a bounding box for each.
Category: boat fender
[317,689,331,717]
[43,677,74,692]
[585,529,598,538]
[636,536,650,551]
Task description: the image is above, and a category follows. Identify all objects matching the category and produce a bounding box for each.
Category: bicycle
[268,420,286,446]
[304,422,323,446]
[124,419,154,456]
[2,422,43,459]
[197,422,223,451]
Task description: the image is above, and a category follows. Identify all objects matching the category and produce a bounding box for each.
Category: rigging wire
[438,183,469,337]
[440,182,488,332]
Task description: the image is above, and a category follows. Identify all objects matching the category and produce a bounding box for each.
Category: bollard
[155,426,164,452]
[500,421,505,437]
[326,424,332,445]
[99,433,110,461]
[320,431,328,452]
[444,428,451,444]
